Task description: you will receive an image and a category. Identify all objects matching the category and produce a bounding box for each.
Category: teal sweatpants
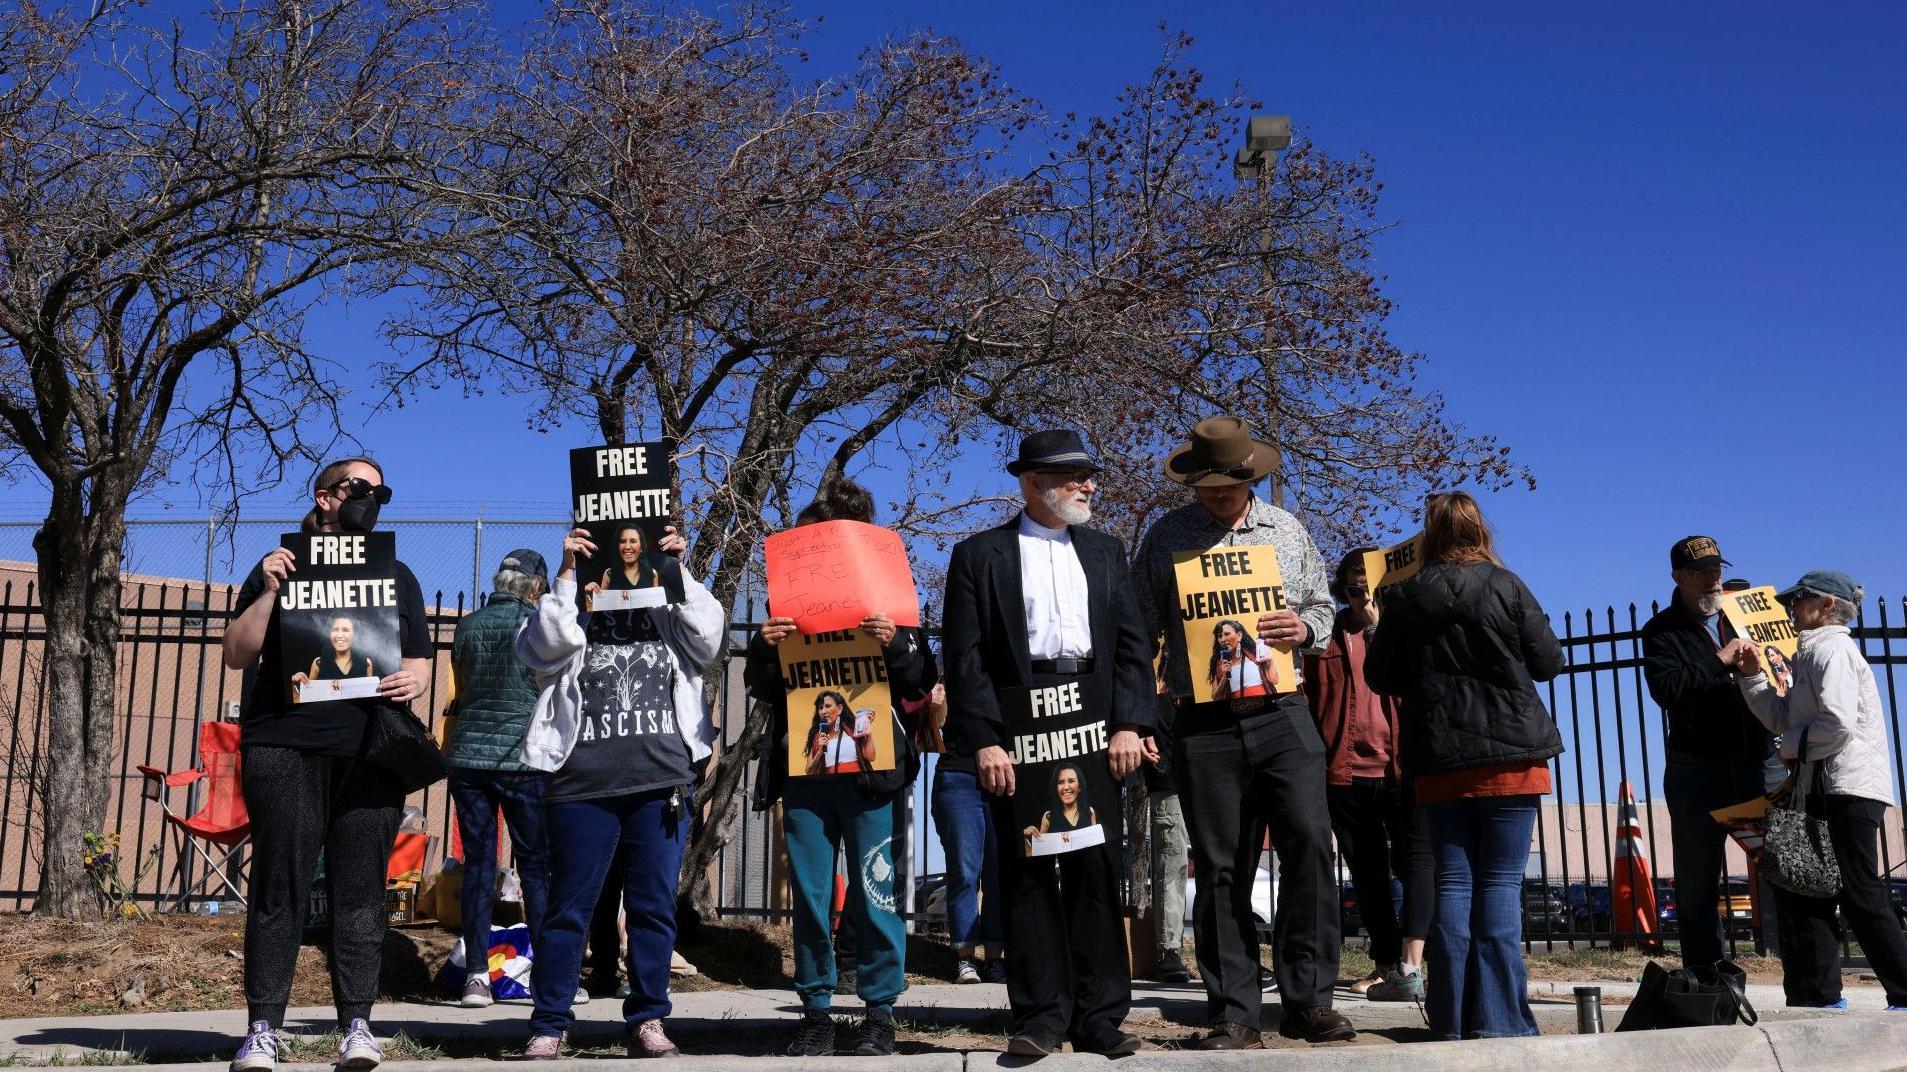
[782,777,907,1010]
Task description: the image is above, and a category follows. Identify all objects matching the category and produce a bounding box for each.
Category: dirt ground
[0,913,1797,1055]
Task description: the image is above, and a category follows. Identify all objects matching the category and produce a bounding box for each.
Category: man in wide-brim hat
[941,428,1158,1058]
[1134,415,1355,1047]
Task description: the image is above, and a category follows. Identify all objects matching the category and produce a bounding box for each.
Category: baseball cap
[1670,535,1730,571]
[499,547,548,580]
[1776,569,1863,606]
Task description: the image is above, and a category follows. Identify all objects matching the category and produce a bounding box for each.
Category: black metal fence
[3,577,1905,954]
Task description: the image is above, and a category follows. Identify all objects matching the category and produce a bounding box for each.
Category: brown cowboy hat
[1163,416,1278,487]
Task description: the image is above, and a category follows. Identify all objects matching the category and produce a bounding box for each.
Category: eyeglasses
[329,477,393,504]
[1037,469,1097,488]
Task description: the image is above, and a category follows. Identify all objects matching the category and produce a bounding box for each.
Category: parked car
[1719,877,1755,939]
[1522,880,1571,935]
[1185,864,1277,935]
[1890,879,1907,931]
[910,872,948,930]
[1339,882,1362,937]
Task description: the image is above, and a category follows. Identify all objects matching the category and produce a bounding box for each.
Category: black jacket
[941,516,1158,756]
[1641,592,1773,762]
[746,622,937,807]
[1364,561,1565,776]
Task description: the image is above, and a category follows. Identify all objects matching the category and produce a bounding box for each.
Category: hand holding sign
[765,521,920,635]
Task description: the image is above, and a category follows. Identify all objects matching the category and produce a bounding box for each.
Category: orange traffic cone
[1610,780,1662,951]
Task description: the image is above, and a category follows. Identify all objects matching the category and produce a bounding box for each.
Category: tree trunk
[679,698,771,926]
[31,482,128,919]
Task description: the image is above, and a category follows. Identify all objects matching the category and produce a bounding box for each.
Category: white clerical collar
[1018,512,1071,542]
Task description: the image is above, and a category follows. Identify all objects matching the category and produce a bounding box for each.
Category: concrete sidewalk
[0,978,1891,1069]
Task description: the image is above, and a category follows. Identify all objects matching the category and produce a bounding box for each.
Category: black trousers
[1773,794,1907,1007]
[1326,777,1432,966]
[241,746,404,1027]
[1175,695,1341,1026]
[989,797,1131,1046]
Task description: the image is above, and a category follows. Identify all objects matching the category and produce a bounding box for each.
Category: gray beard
[1042,488,1091,526]
[1695,593,1722,616]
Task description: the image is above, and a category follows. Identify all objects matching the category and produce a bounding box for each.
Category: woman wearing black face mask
[219,457,433,1072]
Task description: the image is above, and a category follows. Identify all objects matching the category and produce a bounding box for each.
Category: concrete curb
[15,1017,1907,1072]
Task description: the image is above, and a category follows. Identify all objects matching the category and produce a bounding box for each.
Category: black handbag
[362,705,449,794]
[1761,728,1843,899]
[1616,959,1759,1031]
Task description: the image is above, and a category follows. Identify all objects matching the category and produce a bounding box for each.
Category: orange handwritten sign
[764,521,921,634]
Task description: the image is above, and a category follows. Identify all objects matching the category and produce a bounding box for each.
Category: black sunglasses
[330,477,393,505]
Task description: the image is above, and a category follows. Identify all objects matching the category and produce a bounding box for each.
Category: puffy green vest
[444,593,539,771]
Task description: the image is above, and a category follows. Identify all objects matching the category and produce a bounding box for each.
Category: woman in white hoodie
[512,525,725,1058]
[1733,569,1907,1011]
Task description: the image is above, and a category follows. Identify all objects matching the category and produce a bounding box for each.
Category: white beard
[1041,486,1092,526]
[1696,593,1722,616]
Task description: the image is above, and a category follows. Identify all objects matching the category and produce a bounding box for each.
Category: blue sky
[9,0,1907,618]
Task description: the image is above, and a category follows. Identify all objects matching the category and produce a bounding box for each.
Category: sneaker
[1278,1005,1356,1043]
[1366,965,1425,1002]
[630,1019,680,1058]
[1887,1006,1907,1012]
[573,986,591,1005]
[1259,966,1280,993]
[338,1019,382,1070]
[616,982,633,1000]
[519,1034,563,1060]
[980,958,1007,984]
[955,958,982,985]
[1193,1021,1262,1051]
[834,968,858,996]
[460,974,493,1008]
[1347,967,1387,996]
[1795,997,1850,1010]
[786,1009,836,1057]
[1156,949,1191,986]
[230,1020,280,1072]
[853,1006,896,1057]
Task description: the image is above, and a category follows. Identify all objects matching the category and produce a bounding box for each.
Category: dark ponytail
[795,476,875,525]
[300,456,385,533]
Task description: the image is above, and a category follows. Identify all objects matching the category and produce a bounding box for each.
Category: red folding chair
[137,721,251,911]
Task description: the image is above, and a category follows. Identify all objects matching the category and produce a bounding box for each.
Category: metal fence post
[471,512,484,607]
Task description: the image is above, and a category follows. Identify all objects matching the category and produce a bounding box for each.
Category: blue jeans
[1425,795,1540,1040]
[783,778,908,1010]
[448,769,551,973]
[1663,751,1769,975]
[530,787,687,1036]
[931,765,1002,953]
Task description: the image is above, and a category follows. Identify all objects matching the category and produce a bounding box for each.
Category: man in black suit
[942,429,1158,1058]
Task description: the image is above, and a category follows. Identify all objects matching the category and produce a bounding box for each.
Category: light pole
[1233,115,1291,508]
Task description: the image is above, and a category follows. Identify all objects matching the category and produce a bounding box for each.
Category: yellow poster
[1173,545,1295,703]
[1721,585,1800,697]
[779,630,895,777]
[1362,532,1425,603]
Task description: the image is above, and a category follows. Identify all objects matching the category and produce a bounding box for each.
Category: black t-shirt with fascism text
[548,610,692,804]
[234,556,433,756]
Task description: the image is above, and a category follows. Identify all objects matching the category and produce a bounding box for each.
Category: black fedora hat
[1006,429,1102,476]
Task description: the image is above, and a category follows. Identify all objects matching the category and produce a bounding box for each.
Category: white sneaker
[573,986,591,1005]
[338,1019,382,1070]
[460,974,493,1008]
[955,959,981,985]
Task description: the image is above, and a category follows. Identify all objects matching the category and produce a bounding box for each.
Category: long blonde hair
[1422,491,1500,567]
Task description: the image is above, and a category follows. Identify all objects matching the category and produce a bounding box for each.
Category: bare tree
[0,0,476,917]
[392,8,1528,917]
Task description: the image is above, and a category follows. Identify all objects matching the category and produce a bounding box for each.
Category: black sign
[277,532,401,705]
[569,441,685,607]
[1001,677,1123,858]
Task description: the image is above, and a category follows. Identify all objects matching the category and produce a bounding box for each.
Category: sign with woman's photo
[779,630,895,777]
[276,532,401,704]
[1172,545,1295,702]
[1721,585,1800,697]
[569,442,685,608]
[1001,679,1122,858]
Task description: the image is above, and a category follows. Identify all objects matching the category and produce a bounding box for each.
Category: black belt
[1030,657,1095,674]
